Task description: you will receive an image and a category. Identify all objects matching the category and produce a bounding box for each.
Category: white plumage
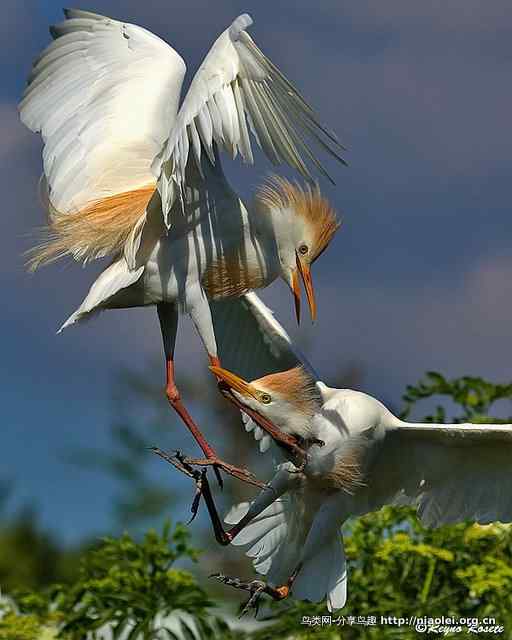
[20,9,343,484]
[207,293,512,610]
[154,13,345,222]
[20,8,185,216]
[20,9,345,241]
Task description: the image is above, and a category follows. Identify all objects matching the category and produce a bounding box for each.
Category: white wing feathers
[154,14,346,225]
[226,495,347,611]
[21,10,344,243]
[373,421,512,527]
[210,292,317,455]
[19,9,185,215]
[210,292,316,380]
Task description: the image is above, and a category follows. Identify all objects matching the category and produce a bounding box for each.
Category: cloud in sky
[1,0,511,541]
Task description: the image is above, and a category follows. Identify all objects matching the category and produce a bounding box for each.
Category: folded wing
[155,14,346,225]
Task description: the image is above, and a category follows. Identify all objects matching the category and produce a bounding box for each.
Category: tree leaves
[401,371,512,423]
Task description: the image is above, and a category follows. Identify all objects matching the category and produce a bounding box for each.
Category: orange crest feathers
[26,183,156,270]
[256,176,341,262]
[254,366,321,415]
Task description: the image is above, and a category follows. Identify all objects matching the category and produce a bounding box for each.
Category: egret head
[210,365,321,439]
[256,177,340,324]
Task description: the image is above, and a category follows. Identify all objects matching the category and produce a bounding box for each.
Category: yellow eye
[299,244,308,255]
[260,393,272,404]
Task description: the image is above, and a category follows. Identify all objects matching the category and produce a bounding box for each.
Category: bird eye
[260,393,272,404]
[299,244,308,255]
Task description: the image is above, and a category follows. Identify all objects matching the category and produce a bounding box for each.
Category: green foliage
[0,503,81,593]
[401,370,512,423]
[250,510,512,639]
[0,610,60,640]
[1,521,235,640]
[3,370,512,640]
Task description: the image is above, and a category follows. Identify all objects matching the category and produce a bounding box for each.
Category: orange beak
[296,252,317,322]
[291,267,302,325]
[209,365,258,400]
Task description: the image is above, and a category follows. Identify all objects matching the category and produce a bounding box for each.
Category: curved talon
[287,447,309,474]
[179,455,266,489]
[241,586,266,617]
[151,448,206,522]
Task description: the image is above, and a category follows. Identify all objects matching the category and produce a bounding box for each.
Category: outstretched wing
[211,292,317,453]
[19,9,185,216]
[155,14,346,225]
[210,291,316,380]
[367,421,512,527]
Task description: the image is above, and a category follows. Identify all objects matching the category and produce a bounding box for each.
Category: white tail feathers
[58,259,144,332]
[293,535,347,612]
[226,497,347,611]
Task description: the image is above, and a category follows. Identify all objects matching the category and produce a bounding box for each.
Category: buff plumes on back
[26,183,156,270]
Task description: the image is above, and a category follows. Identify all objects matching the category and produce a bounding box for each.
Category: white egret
[19,9,344,482]
[162,292,512,612]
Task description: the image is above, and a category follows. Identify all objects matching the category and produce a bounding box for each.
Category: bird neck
[201,203,282,300]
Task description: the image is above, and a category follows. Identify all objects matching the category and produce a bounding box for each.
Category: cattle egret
[19,10,344,483]
[160,293,512,612]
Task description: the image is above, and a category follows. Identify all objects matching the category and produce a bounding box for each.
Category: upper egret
[20,9,344,482]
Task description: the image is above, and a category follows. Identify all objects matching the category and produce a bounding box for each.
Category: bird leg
[158,303,257,488]
[152,448,269,543]
[164,357,217,458]
[211,564,303,617]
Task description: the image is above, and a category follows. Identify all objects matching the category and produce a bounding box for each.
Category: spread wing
[155,14,346,225]
[210,291,316,380]
[19,9,186,216]
[366,421,512,527]
[210,292,317,453]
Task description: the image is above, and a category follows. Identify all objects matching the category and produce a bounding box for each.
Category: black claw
[187,469,206,524]
[240,587,264,618]
[213,464,224,490]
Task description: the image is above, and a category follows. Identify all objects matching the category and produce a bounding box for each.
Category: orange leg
[157,303,260,487]
[164,356,217,459]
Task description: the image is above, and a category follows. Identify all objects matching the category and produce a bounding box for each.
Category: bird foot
[210,573,290,617]
[151,448,206,523]
[286,437,325,474]
[304,437,325,448]
[180,454,266,490]
[152,448,270,546]
[152,446,265,490]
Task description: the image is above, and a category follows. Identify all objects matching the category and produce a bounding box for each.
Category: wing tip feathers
[229,14,253,40]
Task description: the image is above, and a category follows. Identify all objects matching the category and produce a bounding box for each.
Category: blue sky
[2,0,512,543]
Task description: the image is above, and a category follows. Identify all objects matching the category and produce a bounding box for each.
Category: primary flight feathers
[155,13,346,221]
[19,8,346,268]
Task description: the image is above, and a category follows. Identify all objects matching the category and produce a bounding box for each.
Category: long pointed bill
[211,366,304,462]
[209,366,259,400]
[296,253,317,322]
[291,268,301,325]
